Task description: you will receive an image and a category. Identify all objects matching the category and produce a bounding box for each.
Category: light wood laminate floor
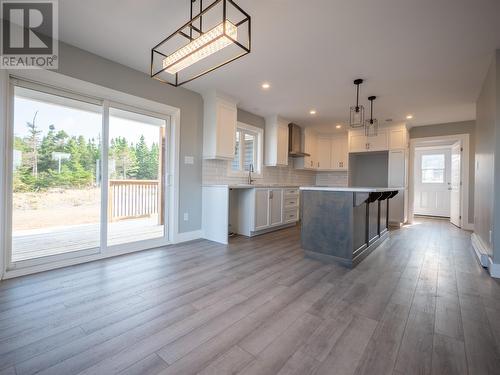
[1,218,500,375]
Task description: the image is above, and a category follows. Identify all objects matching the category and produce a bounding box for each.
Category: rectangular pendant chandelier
[365,119,379,137]
[151,0,251,87]
[349,105,365,128]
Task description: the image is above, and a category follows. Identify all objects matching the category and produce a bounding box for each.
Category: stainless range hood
[288,123,310,157]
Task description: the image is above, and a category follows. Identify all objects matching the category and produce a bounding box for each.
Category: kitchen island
[300,187,403,267]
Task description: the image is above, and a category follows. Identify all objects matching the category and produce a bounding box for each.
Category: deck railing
[108,179,161,222]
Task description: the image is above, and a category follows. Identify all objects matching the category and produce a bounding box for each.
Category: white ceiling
[58,0,500,132]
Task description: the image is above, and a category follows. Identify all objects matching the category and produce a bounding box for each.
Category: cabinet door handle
[270,191,273,199]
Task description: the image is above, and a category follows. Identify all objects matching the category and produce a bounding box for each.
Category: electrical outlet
[183,212,189,221]
[184,156,194,165]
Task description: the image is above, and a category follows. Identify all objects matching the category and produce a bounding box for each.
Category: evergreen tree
[110,137,137,179]
[25,111,41,178]
[135,135,150,179]
[38,124,57,172]
[148,142,159,180]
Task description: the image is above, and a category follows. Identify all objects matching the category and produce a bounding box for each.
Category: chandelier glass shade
[151,0,251,87]
[350,104,365,128]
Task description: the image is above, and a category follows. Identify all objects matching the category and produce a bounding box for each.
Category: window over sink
[229,122,263,177]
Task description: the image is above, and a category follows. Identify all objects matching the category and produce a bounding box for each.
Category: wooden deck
[1,219,499,374]
[12,217,164,262]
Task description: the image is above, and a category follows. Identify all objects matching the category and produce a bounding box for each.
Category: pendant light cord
[356,84,359,111]
[368,96,376,124]
[370,99,373,122]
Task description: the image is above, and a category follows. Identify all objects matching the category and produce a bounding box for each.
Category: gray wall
[56,42,203,233]
[237,108,265,129]
[349,152,389,187]
[410,120,476,224]
[474,50,499,259]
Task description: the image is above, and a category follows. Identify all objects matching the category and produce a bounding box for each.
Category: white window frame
[1,69,181,278]
[228,122,263,178]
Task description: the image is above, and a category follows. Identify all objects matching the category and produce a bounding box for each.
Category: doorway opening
[409,134,470,229]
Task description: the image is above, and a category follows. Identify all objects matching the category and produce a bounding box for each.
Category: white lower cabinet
[254,189,270,230]
[233,187,299,236]
[269,189,283,226]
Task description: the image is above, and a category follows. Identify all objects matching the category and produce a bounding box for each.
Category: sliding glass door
[11,85,103,262]
[107,107,167,247]
[8,80,170,267]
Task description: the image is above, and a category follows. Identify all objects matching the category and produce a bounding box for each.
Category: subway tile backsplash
[203,159,316,185]
[315,171,349,187]
[203,159,348,187]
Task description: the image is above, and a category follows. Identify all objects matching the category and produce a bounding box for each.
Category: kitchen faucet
[247,163,255,185]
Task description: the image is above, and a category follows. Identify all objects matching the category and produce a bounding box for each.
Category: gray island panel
[300,187,402,267]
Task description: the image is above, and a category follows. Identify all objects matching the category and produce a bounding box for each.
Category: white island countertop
[203,184,301,189]
[299,186,404,192]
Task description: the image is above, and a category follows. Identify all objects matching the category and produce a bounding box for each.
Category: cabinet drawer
[284,188,299,197]
[284,197,299,208]
[284,209,299,223]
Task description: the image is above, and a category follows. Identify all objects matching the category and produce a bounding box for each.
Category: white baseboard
[462,222,474,231]
[488,257,500,279]
[174,230,203,244]
[471,233,490,267]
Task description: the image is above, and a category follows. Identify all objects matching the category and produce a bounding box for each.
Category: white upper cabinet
[317,137,333,170]
[203,91,238,160]
[348,131,367,153]
[265,115,289,166]
[367,129,388,151]
[348,124,407,153]
[389,126,408,149]
[331,136,348,170]
[315,135,348,171]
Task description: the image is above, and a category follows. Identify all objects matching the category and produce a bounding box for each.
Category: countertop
[203,184,301,189]
[299,186,404,192]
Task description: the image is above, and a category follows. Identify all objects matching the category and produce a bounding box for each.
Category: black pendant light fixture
[349,79,365,128]
[365,96,379,137]
[151,0,251,87]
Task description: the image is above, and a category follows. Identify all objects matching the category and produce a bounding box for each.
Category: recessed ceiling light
[261,82,271,90]
[309,109,317,115]
[406,114,414,120]
[336,124,342,129]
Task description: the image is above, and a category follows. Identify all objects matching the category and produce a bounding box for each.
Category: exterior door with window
[414,148,451,217]
[450,142,462,227]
